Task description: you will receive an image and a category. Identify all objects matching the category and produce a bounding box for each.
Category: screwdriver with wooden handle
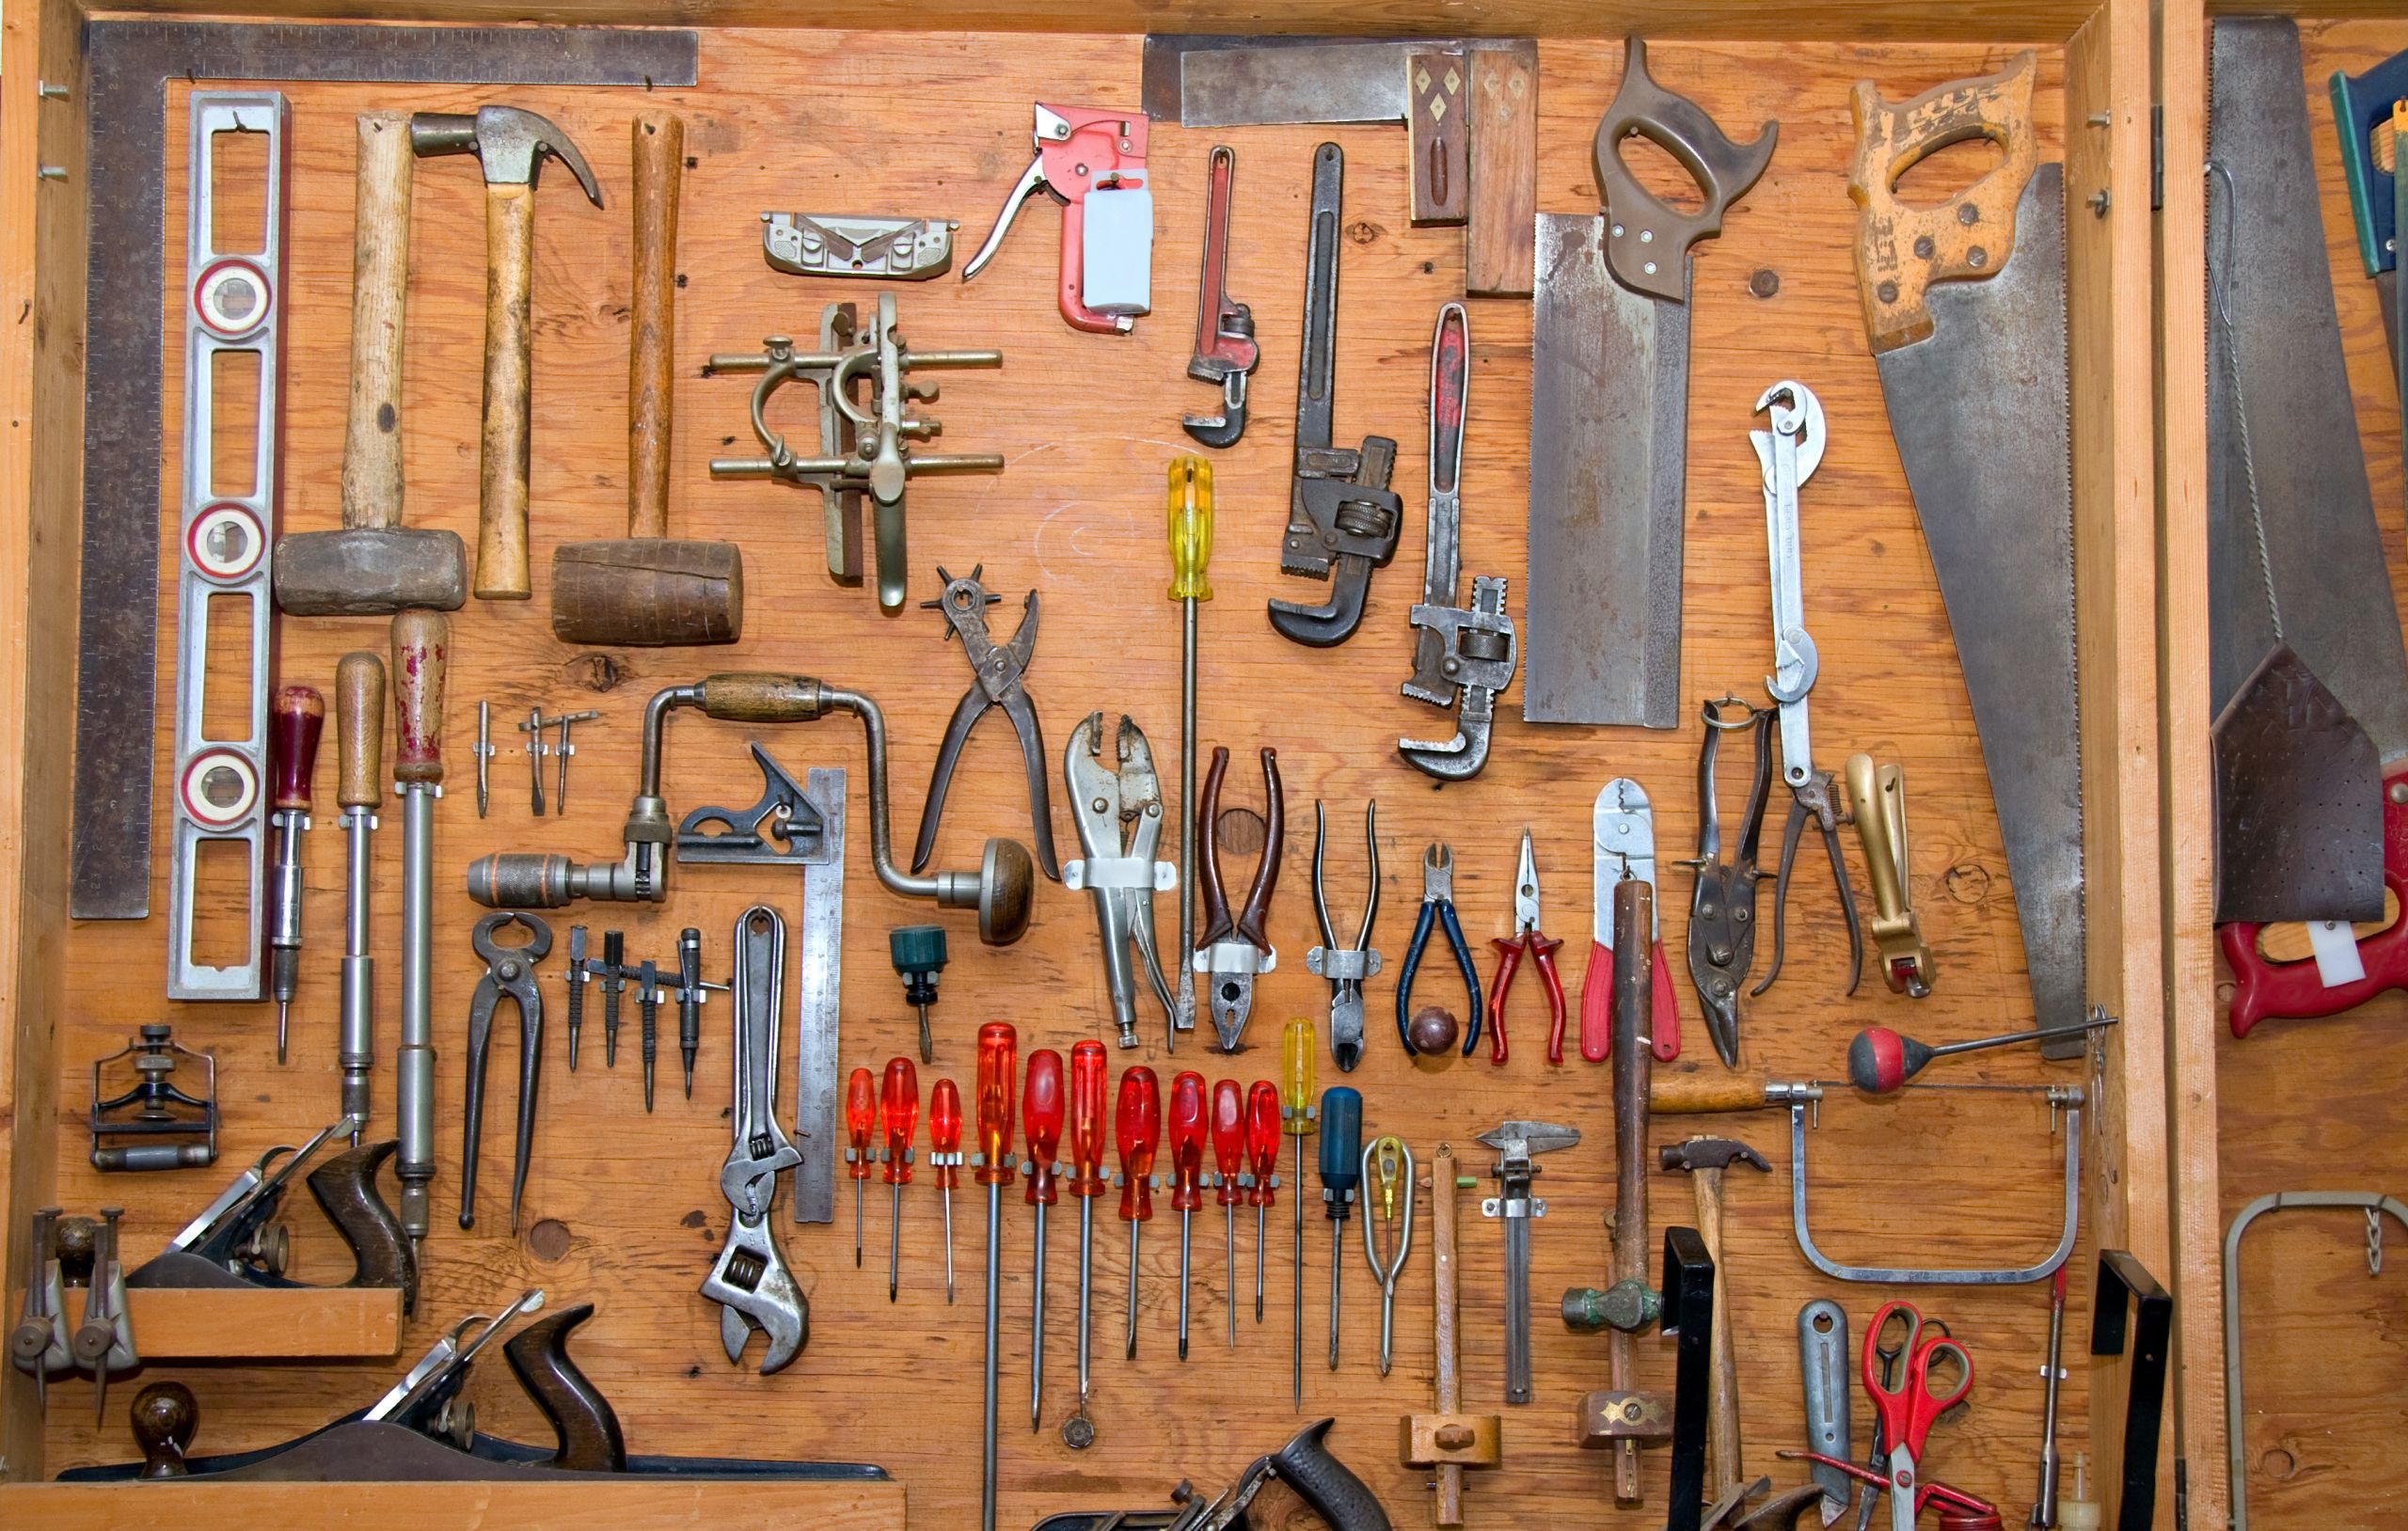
[335,655,383,1141]
[1167,456,1213,1046]
[267,686,324,1065]
[390,608,448,1252]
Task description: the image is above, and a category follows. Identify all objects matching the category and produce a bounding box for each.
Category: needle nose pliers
[1484,829,1563,1065]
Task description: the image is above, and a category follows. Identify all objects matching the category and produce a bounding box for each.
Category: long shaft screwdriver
[1211,1080,1245,1349]
[1115,1066,1161,1360]
[845,1065,877,1268]
[1166,1071,1207,1361]
[1246,1080,1280,1322]
[1061,1040,1107,1448]
[1167,456,1213,1046]
[1022,1049,1064,1430]
[333,653,383,1140]
[930,1078,963,1303]
[974,1022,1019,1531]
[1319,1085,1364,1373]
[879,1058,919,1302]
[1282,1019,1318,1407]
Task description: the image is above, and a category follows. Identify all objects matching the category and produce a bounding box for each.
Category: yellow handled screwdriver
[1281,1018,1317,1408]
[1168,457,1213,1050]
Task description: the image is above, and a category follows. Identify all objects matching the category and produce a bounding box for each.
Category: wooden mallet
[551,113,742,647]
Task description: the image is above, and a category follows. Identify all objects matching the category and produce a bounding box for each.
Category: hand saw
[1848,52,2084,1054]
[1526,39,1775,729]
[2209,18,2408,1035]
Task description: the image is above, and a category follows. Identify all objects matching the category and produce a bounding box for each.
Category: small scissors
[1862,1301,1973,1531]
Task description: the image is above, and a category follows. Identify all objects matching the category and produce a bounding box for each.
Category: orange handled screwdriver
[1022,1048,1064,1431]
[929,1078,963,1304]
[974,1022,1018,1531]
[1166,1070,1208,1360]
[1211,1079,1245,1349]
[879,1058,919,1302]
[1061,1040,1108,1449]
[1245,1079,1281,1323]
[1115,1066,1161,1360]
[845,1066,877,1268]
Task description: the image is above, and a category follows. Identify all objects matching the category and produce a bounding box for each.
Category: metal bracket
[2092,1249,2170,1531]
[1790,1090,2082,1285]
[167,92,288,1000]
[2224,1191,2408,1531]
[761,213,957,279]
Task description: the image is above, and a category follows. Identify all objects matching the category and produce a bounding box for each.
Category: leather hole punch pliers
[915,564,1062,882]
[1305,800,1382,1073]
[1192,745,1282,1052]
[462,912,550,1235]
[1063,713,1179,1050]
[1397,844,1483,1058]
[1682,695,1775,1067]
[1484,829,1564,1066]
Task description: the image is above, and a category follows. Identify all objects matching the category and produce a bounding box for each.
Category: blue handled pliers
[1396,844,1482,1056]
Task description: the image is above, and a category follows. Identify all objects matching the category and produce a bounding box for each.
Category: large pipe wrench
[963,103,1152,335]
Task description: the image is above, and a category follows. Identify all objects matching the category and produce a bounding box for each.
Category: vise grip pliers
[700,906,808,1375]
[1064,713,1178,1050]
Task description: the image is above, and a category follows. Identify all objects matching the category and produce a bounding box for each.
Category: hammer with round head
[1661,1134,1770,1501]
[410,104,603,603]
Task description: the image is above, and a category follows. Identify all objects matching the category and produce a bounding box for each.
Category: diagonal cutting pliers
[1484,829,1563,1066]
[1396,844,1482,1057]
[913,564,1061,881]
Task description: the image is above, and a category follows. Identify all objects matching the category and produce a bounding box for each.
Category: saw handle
[1591,36,1776,304]
[1847,50,2038,354]
[1270,1418,1394,1531]
[1577,938,1681,1063]
[2222,766,2408,1036]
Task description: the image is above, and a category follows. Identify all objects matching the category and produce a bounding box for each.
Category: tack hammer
[551,114,743,646]
[411,105,603,602]
[275,114,467,616]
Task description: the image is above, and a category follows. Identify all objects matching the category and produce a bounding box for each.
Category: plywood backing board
[2208,19,2408,1529]
[30,28,2106,1524]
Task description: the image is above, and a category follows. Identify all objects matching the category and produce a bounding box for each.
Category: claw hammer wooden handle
[477,181,536,600]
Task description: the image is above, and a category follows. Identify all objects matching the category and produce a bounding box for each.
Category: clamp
[917,565,1061,882]
[462,912,548,1234]
[1063,713,1179,1050]
[1193,746,1283,1052]
[1305,800,1382,1073]
[1683,696,1775,1068]
[962,103,1152,335]
[1398,844,1483,1058]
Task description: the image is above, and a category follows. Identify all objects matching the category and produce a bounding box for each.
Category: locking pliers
[1064,713,1179,1050]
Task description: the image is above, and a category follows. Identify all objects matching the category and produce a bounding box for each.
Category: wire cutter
[1396,844,1482,1057]
[1861,1302,1974,1531]
[914,564,1061,881]
[461,912,548,1235]
[1484,829,1563,1066]
[1063,713,1178,1050]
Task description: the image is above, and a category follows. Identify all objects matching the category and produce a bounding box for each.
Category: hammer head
[1658,1135,1769,1175]
[409,105,603,205]
[274,527,468,616]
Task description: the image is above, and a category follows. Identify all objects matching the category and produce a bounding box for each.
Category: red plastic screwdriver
[1061,1041,1108,1448]
[1166,1070,1208,1361]
[974,1022,1018,1531]
[1115,1066,1161,1359]
[1211,1080,1245,1349]
[845,1066,877,1268]
[879,1058,919,1302]
[929,1078,963,1304]
[1245,1080,1281,1323]
[1022,1048,1064,1432]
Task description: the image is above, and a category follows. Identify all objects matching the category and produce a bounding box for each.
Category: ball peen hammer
[410,104,603,602]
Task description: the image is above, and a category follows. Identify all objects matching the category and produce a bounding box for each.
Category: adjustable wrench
[700,906,808,1374]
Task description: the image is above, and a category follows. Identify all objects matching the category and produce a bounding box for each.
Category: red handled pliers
[1485,829,1564,1065]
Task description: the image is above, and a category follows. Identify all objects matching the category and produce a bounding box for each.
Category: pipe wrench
[963,103,1152,335]
[1064,713,1179,1050]
[700,906,808,1374]
[1183,145,1257,448]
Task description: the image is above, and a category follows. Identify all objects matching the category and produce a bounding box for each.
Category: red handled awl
[1847,1014,2118,1095]
[962,104,1151,335]
[845,1065,877,1268]
[1245,1079,1280,1324]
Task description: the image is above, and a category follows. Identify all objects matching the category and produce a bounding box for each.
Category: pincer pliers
[1396,844,1482,1057]
[462,912,548,1235]
[914,564,1062,880]
[1064,713,1179,1050]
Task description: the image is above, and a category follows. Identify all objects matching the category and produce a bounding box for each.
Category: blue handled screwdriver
[1318,1085,1363,1373]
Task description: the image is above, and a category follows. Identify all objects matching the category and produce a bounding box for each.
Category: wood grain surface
[2210,21,2408,1530]
[30,30,2111,1528]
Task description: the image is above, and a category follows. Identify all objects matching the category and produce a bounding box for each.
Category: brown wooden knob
[133,1381,198,1478]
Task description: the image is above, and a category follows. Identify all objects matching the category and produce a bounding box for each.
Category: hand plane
[123,1117,418,1315]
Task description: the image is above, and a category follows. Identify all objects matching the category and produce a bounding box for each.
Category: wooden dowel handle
[1650,1075,1776,1114]
[341,113,413,535]
[390,611,448,783]
[475,183,535,600]
[628,113,682,541]
[335,652,386,810]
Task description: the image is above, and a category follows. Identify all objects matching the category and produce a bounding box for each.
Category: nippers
[462,912,548,1234]
[1398,844,1483,1058]
[1685,696,1775,1066]
[1063,713,1179,1050]
[1192,746,1283,1052]
[915,564,1061,881]
[1305,800,1382,1072]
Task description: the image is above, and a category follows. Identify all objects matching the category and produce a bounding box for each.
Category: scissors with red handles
[1863,1301,1973,1531]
